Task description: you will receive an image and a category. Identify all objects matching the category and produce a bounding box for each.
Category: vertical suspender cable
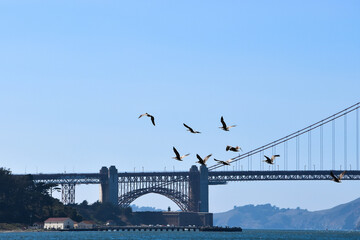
[296,136,300,170]
[296,136,298,170]
[344,114,347,170]
[260,152,262,170]
[298,136,300,170]
[272,147,275,171]
[248,156,250,171]
[320,125,323,170]
[283,142,286,170]
[357,108,359,170]
[332,120,335,169]
[286,141,289,170]
[250,155,252,171]
[308,131,311,170]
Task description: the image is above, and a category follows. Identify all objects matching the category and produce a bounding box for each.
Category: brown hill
[214,198,360,230]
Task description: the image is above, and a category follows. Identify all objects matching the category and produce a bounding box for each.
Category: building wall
[44,219,74,229]
[77,222,95,229]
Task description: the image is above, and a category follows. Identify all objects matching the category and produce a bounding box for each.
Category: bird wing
[150,115,155,126]
[214,159,227,165]
[203,154,212,163]
[271,155,280,161]
[173,147,180,159]
[228,125,237,129]
[138,113,147,118]
[221,116,227,128]
[183,123,193,131]
[226,146,231,151]
[264,155,271,161]
[196,154,203,162]
[181,153,190,159]
[339,171,346,180]
[330,171,337,180]
[226,158,234,164]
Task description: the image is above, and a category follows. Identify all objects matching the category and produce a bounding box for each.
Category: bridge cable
[286,142,288,170]
[209,102,360,171]
[344,114,347,170]
[320,125,323,170]
[296,136,299,170]
[357,108,359,170]
[308,131,312,170]
[332,120,335,170]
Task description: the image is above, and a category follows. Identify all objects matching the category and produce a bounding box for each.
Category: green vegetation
[0,167,134,229]
[71,200,133,225]
[0,223,27,231]
[0,167,82,227]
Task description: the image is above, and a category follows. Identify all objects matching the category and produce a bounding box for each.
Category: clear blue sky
[0,1,359,212]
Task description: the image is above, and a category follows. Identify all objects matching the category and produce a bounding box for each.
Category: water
[0,230,359,240]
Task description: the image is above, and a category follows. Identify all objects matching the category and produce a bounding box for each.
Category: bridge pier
[188,165,209,212]
[99,166,119,205]
[61,183,75,205]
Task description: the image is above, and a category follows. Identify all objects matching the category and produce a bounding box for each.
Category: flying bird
[138,113,155,126]
[196,154,212,166]
[183,123,201,134]
[330,171,346,183]
[226,145,242,152]
[214,158,234,166]
[172,147,190,161]
[263,155,280,165]
[219,116,236,131]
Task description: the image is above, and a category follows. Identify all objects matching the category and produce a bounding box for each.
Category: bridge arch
[118,187,190,211]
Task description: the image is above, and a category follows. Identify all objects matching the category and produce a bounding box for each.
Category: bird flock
[139,112,347,183]
[138,112,277,168]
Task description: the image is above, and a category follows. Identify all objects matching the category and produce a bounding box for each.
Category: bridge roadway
[27,170,360,184]
[17,168,360,212]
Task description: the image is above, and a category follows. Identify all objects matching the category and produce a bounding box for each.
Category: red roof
[44,217,72,223]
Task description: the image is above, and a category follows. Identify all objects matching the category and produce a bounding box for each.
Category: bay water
[1,230,359,240]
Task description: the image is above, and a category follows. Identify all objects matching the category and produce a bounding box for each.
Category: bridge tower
[188,165,209,212]
[188,165,200,212]
[99,166,119,205]
[199,165,209,212]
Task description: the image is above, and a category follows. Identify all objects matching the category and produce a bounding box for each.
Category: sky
[0,1,360,213]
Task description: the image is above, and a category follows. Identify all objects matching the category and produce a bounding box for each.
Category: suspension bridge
[19,102,360,212]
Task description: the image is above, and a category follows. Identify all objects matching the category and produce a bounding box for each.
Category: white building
[44,217,75,230]
[76,220,96,229]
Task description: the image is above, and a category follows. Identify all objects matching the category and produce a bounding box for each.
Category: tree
[0,167,82,224]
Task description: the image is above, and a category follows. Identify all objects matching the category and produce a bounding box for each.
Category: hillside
[214,198,360,230]
[0,167,82,228]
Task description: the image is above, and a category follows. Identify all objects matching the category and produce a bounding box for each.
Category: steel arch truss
[118,187,189,211]
[118,172,191,211]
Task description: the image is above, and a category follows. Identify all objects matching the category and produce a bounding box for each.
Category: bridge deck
[208,170,360,184]
[15,170,360,184]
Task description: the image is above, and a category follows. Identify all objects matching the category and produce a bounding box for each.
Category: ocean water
[0,230,359,240]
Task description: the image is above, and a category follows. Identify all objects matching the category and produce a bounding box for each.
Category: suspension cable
[209,102,360,171]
